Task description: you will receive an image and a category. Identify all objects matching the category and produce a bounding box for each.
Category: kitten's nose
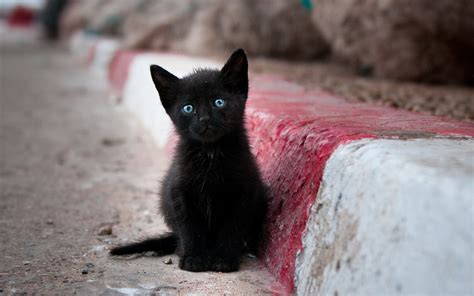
[199,116,210,124]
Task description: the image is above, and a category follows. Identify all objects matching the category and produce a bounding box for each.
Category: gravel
[251,58,474,122]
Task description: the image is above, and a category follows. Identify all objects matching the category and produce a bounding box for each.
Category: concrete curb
[295,138,474,295]
[71,32,474,294]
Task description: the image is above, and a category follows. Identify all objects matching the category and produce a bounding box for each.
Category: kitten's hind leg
[178,255,211,272]
[210,256,240,273]
[246,187,268,257]
[209,231,244,272]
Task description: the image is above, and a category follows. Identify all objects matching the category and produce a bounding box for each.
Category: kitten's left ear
[221,48,248,96]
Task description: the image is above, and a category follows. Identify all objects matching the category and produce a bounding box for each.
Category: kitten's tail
[110,233,177,256]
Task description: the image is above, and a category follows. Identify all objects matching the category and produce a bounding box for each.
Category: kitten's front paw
[210,257,240,272]
[179,256,209,272]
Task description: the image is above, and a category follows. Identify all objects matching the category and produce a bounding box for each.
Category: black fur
[110,233,177,256]
[110,49,267,273]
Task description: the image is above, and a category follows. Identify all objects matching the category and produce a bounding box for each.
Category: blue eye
[182,104,194,114]
[214,98,225,108]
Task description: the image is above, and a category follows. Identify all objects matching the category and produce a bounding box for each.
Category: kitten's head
[150,49,249,143]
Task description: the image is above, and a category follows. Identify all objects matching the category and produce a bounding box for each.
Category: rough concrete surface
[295,139,474,295]
[0,30,279,295]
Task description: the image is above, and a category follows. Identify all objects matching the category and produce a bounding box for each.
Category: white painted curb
[295,138,474,295]
[89,38,120,79]
[69,31,120,80]
[69,31,97,62]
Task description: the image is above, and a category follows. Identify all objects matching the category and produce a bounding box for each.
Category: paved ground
[0,30,278,295]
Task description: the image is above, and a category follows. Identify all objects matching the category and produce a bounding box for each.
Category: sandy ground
[250,58,474,122]
[0,31,280,295]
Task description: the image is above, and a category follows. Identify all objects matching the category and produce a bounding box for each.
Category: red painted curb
[246,76,474,291]
[108,50,140,97]
[102,49,474,293]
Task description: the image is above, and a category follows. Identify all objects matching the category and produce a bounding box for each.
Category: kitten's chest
[191,150,225,184]
[178,147,247,226]
[183,149,238,194]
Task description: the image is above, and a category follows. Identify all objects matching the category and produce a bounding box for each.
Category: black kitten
[110,49,268,273]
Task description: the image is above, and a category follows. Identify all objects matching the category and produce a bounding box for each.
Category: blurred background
[3,0,474,121]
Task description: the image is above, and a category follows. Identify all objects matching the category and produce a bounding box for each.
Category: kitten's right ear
[150,65,179,109]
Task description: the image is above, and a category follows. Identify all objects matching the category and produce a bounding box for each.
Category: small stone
[163,258,173,265]
[101,137,125,147]
[85,263,94,269]
[63,278,69,283]
[98,225,113,236]
[23,261,31,265]
[81,262,95,275]
[46,219,54,225]
[358,64,373,77]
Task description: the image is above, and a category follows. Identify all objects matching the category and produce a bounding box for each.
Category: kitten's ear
[150,65,179,109]
[221,48,248,96]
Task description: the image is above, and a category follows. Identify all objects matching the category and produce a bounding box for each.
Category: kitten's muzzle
[199,115,210,124]
[192,123,220,142]
[195,124,211,134]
